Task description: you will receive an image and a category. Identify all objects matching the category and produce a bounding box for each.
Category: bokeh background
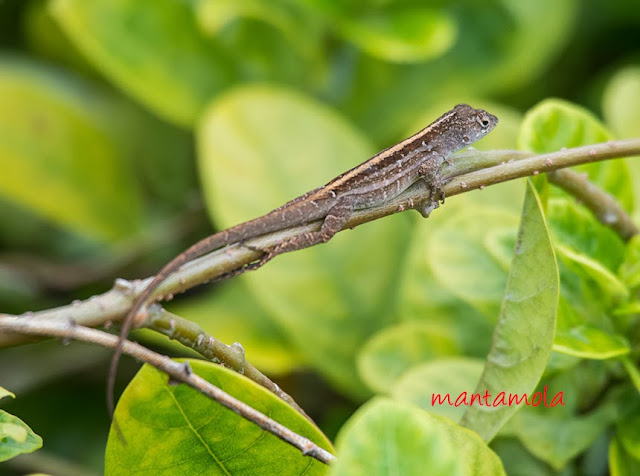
[1,0,640,474]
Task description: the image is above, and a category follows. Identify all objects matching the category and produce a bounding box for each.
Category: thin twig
[0,201,205,291]
[442,140,639,196]
[2,139,639,347]
[148,307,316,425]
[450,145,639,240]
[2,139,639,465]
[0,316,335,465]
[547,169,638,240]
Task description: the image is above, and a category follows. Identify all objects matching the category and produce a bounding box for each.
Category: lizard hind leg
[246,196,356,272]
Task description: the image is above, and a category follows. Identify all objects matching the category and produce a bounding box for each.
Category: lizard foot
[419,181,447,218]
[210,245,276,283]
[420,199,439,218]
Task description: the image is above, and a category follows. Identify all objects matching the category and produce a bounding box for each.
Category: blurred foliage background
[1,0,640,474]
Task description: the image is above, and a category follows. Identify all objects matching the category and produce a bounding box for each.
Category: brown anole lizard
[108,104,498,413]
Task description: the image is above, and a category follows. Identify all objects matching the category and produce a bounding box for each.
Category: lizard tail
[106,231,229,417]
[106,203,310,416]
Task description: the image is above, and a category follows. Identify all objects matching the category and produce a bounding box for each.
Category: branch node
[168,319,176,339]
[114,278,135,295]
[182,361,193,376]
[301,442,315,456]
[232,342,246,375]
[196,334,204,347]
[602,212,618,225]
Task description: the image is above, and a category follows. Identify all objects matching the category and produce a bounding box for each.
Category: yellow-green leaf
[518,98,633,211]
[338,7,457,63]
[392,358,485,423]
[0,388,43,463]
[460,180,559,442]
[106,359,333,475]
[0,55,142,242]
[554,324,630,359]
[330,397,505,476]
[357,321,460,394]
[52,0,234,126]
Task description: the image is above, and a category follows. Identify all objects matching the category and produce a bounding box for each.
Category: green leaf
[553,324,630,359]
[0,55,143,242]
[396,175,520,362]
[392,358,485,423]
[519,98,611,151]
[552,233,629,360]
[427,205,520,318]
[0,388,43,463]
[603,66,640,140]
[106,359,333,475]
[338,6,457,63]
[167,280,300,376]
[602,67,640,215]
[356,322,460,394]
[198,85,412,398]
[395,259,495,359]
[330,397,505,476]
[613,301,640,316]
[537,358,608,414]
[0,387,15,402]
[52,0,234,126]
[343,0,577,143]
[508,401,617,470]
[620,356,640,395]
[547,199,625,273]
[618,405,640,460]
[619,235,640,291]
[195,0,319,87]
[555,244,628,305]
[0,412,43,462]
[555,266,616,342]
[195,0,318,58]
[23,0,96,77]
[610,436,640,476]
[543,199,628,351]
[460,180,559,442]
[491,438,557,476]
[518,98,633,211]
[197,0,295,36]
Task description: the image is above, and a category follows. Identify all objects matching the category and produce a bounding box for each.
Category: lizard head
[451,104,499,147]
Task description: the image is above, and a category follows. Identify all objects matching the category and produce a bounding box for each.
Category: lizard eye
[477,113,491,128]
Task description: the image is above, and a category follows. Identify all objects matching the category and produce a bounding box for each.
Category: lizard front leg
[418,155,446,217]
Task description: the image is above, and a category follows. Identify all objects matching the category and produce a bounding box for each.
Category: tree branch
[0,316,335,465]
[2,139,639,346]
[2,139,639,464]
[148,307,316,425]
[547,168,638,240]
